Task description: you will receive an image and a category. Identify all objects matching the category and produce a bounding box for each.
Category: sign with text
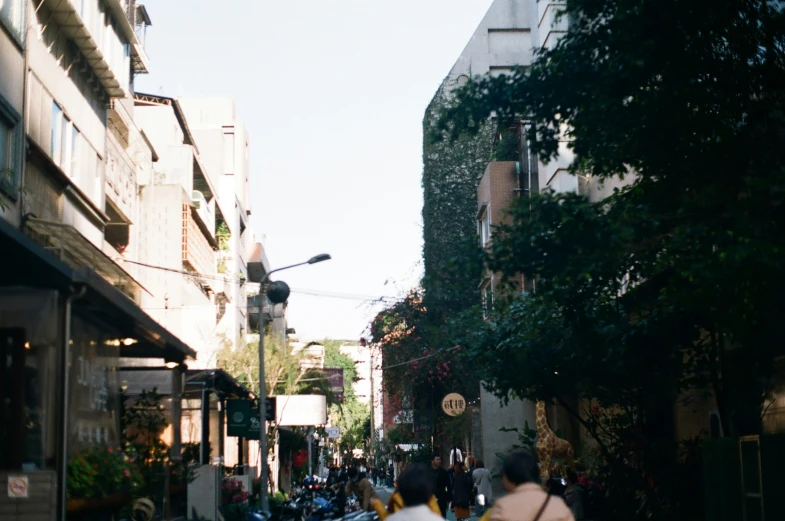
[226,399,274,439]
[69,318,121,453]
[326,426,340,439]
[441,393,466,417]
[227,399,252,438]
[322,368,344,403]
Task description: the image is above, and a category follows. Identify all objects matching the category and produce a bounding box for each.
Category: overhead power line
[119,258,405,303]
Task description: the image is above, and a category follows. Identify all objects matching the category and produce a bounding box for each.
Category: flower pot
[66,492,132,520]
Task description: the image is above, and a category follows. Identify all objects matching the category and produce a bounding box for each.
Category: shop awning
[0,217,195,363]
[24,217,150,301]
[119,367,254,399]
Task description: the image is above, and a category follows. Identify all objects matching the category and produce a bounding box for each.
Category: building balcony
[182,204,218,278]
[39,0,128,97]
[247,242,270,283]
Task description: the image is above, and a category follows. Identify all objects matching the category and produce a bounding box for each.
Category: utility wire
[120,258,405,303]
[381,346,461,370]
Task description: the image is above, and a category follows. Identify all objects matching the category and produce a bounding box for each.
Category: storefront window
[0,290,59,471]
[68,314,121,454]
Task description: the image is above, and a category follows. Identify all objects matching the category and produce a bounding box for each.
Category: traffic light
[265,396,276,422]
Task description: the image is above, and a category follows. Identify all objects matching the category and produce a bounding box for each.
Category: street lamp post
[259,253,331,513]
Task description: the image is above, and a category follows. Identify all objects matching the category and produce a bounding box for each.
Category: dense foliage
[422,87,494,308]
[66,445,142,500]
[431,0,785,519]
[322,340,371,460]
[122,389,194,503]
[370,289,485,449]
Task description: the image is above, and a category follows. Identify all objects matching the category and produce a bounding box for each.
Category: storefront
[0,217,195,521]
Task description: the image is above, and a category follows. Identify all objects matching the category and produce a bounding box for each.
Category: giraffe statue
[534,400,574,483]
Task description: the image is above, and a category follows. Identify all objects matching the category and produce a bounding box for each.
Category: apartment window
[0,0,25,44]
[479,206,491,247]
[91,152,102,204]
[0,111,18,197]
[51,103,63,165]
[69,125,81,178]
[61,116,73,176]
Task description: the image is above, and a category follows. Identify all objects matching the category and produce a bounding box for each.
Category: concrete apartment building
[339,343,372,404]
[417,0,586,494]
[179,98,254,352]
[132,93,226,368]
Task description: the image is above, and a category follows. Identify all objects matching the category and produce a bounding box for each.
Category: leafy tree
[217,335,331,459]
[322,342,371,459]
[433,0,785,519]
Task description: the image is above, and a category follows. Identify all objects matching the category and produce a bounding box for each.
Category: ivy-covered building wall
[421,85,494,307]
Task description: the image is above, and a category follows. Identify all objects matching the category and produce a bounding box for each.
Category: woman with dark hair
[472,459,493,517]
[451,463,473,521]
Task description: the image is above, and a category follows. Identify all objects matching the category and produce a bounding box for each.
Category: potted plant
[66,445,142,520]
[220,479,250,521]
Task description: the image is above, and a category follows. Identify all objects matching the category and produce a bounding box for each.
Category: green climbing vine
[422,84,494,308]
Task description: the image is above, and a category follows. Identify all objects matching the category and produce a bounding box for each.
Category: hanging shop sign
[441,393,466,417]
[227,399,252,438]
[227,398,277,439]
[322,368,344,403]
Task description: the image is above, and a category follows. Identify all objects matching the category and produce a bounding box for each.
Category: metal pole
[259,277,269,512]
[57,286,85,521]
[201,386,210,464]
[308,433,313,478]
[369,345,375,463]
[258,256,330,512]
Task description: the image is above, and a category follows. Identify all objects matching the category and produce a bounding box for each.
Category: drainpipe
[57,284,86,521]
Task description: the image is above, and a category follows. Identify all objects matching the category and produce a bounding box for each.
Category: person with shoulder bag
[472,459,493,518]
[489,451,574,521]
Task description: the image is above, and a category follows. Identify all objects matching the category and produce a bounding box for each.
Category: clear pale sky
[136,0,493,341]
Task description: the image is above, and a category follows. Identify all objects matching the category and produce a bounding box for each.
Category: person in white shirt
[449,447,463,466]
[388,463,445,521]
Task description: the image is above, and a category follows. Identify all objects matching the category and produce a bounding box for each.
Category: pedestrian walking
[472,459,493,518]
[429,455,451,518]
[451,462,473,521]
[488,450,574,521]
[345,467,379,512]
[385,463,444,521]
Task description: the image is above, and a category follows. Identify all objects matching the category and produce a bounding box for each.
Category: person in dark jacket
[451,463,473,521]
[430,455,452,518]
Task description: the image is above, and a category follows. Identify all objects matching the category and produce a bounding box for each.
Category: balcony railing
[182,204,216,278]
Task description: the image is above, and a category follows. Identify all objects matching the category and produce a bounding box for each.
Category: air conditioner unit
[192,190,207,209]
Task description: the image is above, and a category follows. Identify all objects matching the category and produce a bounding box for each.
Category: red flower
[107,446,114,453]
[123,469,131,478]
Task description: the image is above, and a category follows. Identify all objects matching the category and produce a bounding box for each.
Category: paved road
[374,486,393,503]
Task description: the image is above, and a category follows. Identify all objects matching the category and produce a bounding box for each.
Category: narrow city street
[1,1,784,521]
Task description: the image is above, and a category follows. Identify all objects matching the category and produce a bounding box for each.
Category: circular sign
[441,393,467,417]
[232,412,244,423]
